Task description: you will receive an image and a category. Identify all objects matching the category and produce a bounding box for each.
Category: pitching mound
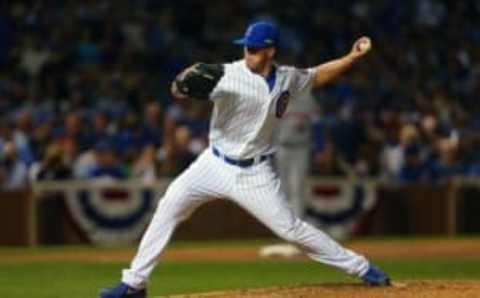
[162,281,480,298]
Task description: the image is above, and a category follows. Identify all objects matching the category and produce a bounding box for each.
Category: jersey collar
[265,65,277,93]
[241,60,278,93]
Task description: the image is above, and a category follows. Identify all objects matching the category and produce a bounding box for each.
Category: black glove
[172,63,224,100]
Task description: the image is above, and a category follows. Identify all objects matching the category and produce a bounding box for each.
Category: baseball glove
[172,63,224,100]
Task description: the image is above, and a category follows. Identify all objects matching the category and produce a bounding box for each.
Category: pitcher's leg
[232,174,369,277]
[122,173,215,288]
[286,217,369,276]
[275,147,290,198]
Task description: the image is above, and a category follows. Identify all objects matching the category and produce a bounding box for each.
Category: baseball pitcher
[100,21,390,298]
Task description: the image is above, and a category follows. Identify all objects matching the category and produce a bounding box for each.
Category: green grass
[1,238,480,297]
[1,259,480,298]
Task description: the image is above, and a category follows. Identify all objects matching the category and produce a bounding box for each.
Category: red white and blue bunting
[305,181,377,240]
[64,186,159,245]
[35,179,376,244]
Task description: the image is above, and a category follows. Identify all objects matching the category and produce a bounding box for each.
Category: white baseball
[358,38,371,51]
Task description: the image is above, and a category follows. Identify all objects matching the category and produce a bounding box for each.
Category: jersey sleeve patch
[275,90,291,118]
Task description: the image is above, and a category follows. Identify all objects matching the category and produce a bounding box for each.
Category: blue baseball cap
[233,21,278,48]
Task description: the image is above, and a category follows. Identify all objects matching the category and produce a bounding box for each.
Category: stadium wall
[0,178,478,246]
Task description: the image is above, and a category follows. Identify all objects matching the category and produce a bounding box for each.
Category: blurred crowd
[1,0,480,189]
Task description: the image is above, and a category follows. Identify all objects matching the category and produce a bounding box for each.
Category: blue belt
[212,147,273,168]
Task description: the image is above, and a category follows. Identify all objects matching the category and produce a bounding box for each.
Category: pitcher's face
[244,47,275,74]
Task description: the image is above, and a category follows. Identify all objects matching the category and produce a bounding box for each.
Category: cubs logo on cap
[233,21,279,48]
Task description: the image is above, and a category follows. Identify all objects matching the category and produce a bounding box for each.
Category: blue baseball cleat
[361,264,391,286]
[99,282,147,298]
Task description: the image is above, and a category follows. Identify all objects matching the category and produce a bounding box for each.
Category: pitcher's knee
[276,218,304,243]
[154,184,199,224]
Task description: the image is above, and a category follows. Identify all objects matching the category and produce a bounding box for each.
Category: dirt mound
[163,281,480,298]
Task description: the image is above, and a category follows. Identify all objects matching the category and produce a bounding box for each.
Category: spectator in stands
[328,104,369,176]
[56,112,89,153]
[20,36,51,78]
[29,143,72,181]
[30,119,53,161]
[160,126,196,176]
[88,140,126,180]
[140,102,163,147]
[397,143,428,183]
[311,117,345,176]
[114,111,142,161]
[11,110,34,166]
[85,111,112,149]
[164,100,210,156]
[131,144,157,184]
[381,123,421,180]
[164,100,188,151]
[427,138,464,181]
[0,1,479,183]
[73,145,96,179]
[0,141,28,189]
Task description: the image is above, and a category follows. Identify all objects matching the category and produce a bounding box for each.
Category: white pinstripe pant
[122,149,369,289]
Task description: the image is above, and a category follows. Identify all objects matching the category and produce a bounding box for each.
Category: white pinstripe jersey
[208,59,315,158]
